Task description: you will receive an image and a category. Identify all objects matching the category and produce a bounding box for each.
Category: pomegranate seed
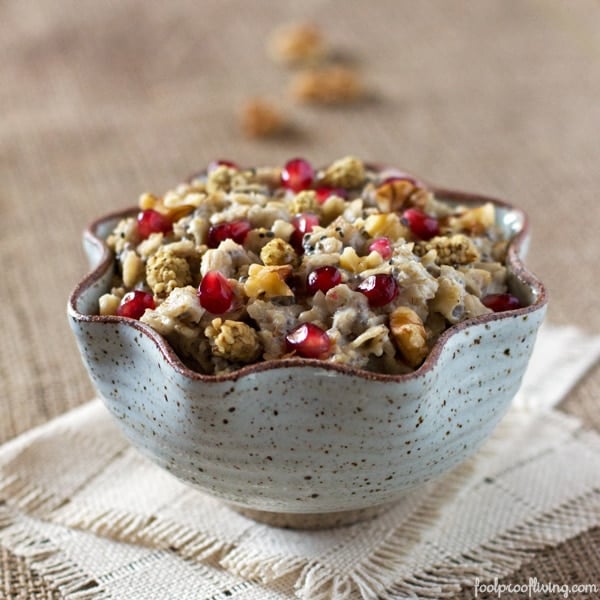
[137,209,172,239]
[368,237,393,260]
[307,266,342,295]
[314,186,348,204]
[116,290,155,320]
[198,271,235,314]
[207,219,252,248]
[281,158,314,192]
[290,212,320,253]
[357,274,399,307]
[402,208,440,241]
[285,323,331,359]
[482,293,522,312]
[207,159,239,172]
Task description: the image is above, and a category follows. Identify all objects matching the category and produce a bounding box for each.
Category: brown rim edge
[67,184,548,384]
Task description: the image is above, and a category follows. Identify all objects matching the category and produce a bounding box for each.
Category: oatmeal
[100,157,523,375]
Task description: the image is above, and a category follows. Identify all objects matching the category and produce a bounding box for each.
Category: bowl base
[226,502,396,529]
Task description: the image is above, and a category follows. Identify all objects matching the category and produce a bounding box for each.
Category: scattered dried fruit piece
[260,238,297,266]
[267,22,326,66]
[205,318,262,363]
[290,66,363,104]
[413,234,481,265]
[146,246,193,298]
[320,156,366,188]
[240,99,286,138]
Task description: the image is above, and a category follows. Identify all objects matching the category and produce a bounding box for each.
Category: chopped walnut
[389,306,428,368]
[267,22,326,66]
[363,212,407,240]
[260,238,297,266]
[413,234,481,265]
[205,318,262,363]
[374,179,418,213]
[290,66,363,104]
[240,99,286,138]
[146,245,193,298]
[339,247,383,273]
[449,203,495,235]
[244,264,294,298]
[320,156,366,188]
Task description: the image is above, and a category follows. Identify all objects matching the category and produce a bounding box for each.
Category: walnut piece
[240,99,286,138]
[267,22,326,66]
[205,318,262,363]
[374,179,418,213]
[290,66,363,104]
[244,264,294,298]
[389,306,428,368]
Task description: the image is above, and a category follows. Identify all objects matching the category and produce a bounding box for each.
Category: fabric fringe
[0,504,109,599]
[384,487,600,600]
[217,481,600,600]
[0,474,64,515]
[56,504,233,564]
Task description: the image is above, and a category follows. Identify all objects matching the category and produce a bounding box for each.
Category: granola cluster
[100,157,518,375]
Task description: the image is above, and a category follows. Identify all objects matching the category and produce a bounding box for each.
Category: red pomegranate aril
[207,219,252,248]
[314,186,348,204]
[198,271,235,314]
[357,274,399,307]
[281,158,314,192]
[482,293,522,312]
[402,208,440,241]
[307,266,342,295]
[285,323,331,359]
[207,159,239,172]
[116,290,155,320]
[137,209,172,239]
[290,212,320,253]
[368,237,393,260]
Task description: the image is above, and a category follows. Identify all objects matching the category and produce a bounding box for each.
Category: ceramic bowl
[68,185,547,528]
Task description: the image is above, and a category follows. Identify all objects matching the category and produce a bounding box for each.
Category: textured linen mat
[1,324,600,600]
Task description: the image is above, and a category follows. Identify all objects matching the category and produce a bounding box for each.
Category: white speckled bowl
[68,185,547,528]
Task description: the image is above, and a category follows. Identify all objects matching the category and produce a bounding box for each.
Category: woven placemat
[1,325,599,599]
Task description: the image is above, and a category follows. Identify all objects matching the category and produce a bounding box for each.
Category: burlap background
[1,0,599,597]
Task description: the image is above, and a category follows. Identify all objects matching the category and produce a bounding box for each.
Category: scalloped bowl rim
[68,185,547,383]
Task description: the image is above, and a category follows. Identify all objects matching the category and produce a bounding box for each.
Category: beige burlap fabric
[2,0,600,597]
